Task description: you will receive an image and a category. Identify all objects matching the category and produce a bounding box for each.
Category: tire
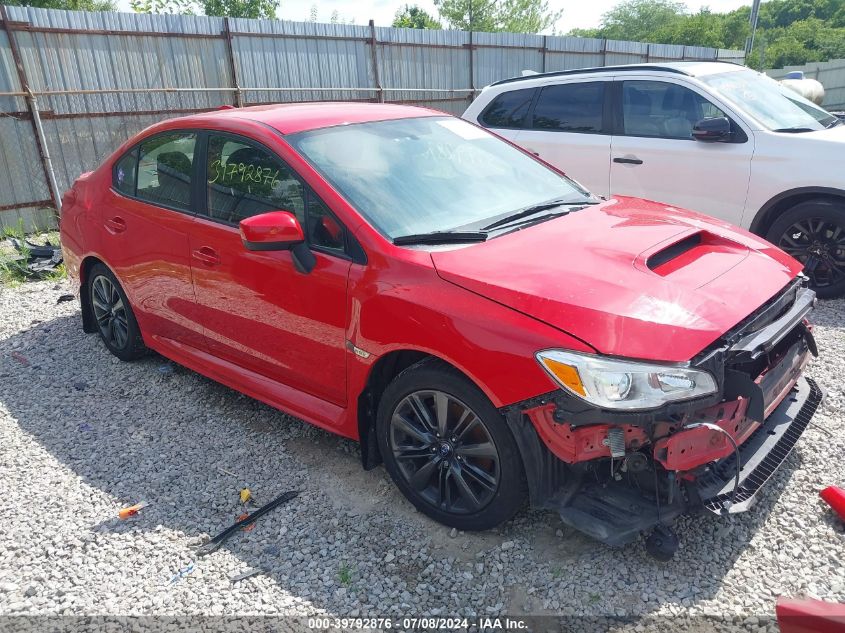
[376,359,526,531]
[87,263,147,361]
[765,200,845,299]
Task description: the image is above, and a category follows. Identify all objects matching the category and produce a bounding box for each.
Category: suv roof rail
[490,63,694,87]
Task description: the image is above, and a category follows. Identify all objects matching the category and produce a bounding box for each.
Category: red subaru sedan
[61,103,821,559]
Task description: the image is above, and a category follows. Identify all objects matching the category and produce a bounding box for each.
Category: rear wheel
[766,200,845,299]
[376,360,526,531]
[87,263,146,361]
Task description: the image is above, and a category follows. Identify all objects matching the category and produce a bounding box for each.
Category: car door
[187,131,352,406]
[510,79,612,197]
[609,78,754,223]
[101,130,204,349]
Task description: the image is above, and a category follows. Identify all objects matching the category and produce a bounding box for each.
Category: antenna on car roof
[521,70,539,77]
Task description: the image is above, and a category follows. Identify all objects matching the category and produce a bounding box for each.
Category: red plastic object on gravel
[776,597,845,633]
[820,486,845,522]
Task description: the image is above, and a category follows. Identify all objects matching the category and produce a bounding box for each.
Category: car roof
[182,102,444,135]
[490,61,746,87]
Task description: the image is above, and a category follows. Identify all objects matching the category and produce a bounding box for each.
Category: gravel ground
[0,279,844,632]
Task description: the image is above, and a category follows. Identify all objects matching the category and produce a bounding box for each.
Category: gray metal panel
[0,26,24,112]
[232,19,373,105]
[0,206,56,232]
[376,26,469,106]
[0,115,50,226]
[646,43,685,62]
[605,39,649,65]
[544,36,605,72]
[5,6,231,114]
[472,31,542,88]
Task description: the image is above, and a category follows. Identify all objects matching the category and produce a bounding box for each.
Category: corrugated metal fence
[0,5,745,231]
[767,59,845,112]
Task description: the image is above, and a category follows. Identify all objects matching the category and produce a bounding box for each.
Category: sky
[114,0,752,30]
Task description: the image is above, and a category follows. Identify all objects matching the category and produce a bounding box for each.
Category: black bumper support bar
[697,376,822,514]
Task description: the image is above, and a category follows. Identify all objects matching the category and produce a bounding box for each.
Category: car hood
[431,196,803,362]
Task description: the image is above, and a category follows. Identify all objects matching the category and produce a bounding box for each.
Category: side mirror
[239,210,316,274]
[239,211,304,250]
[692,117,733,142]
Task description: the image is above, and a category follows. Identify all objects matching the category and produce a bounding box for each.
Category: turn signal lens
[540,358,586,396]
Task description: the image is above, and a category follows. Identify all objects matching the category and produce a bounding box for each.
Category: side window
[113,148,138,196]
[530,82,605,133]
[621,81,728,140]
[205,134,305,225]
[479,88,535,129]
[306,191,345,253]
[136,132,196,211]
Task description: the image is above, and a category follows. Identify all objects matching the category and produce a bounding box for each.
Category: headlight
[535,349,717,410]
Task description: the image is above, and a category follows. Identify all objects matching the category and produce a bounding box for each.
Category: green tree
[393,4,443,29]
[201,0,277,18]
[129,0,194,14]
[595,0,686,42]
[434,0,562,33]
[6,0,117,10]
[567,0,845,69]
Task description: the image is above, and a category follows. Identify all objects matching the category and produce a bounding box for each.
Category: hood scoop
[647,232,703,272]
[641,231,750,285]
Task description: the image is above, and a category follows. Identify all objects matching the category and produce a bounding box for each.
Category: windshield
[287,116,591,239]
[700,69,838,131]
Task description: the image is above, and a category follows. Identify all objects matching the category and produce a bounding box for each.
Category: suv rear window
[479,88,535,129]
[531,82,605,133]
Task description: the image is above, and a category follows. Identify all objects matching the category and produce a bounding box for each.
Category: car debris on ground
[6,238,63,278]
[195,490,299,557]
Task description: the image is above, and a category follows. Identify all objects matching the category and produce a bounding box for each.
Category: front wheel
[376,360,526,531]
[766,200,845,299]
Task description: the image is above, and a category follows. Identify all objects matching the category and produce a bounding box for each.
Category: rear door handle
[192,246,220,266]
[613,157,644,165]
[104,216,127,233]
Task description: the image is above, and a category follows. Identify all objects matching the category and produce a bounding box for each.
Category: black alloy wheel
[777,218,845,290]
[766,200,845,299]
[389,389,500,515]
[376,360,526,531]
[91,274,129,350]
[86,262,147,361]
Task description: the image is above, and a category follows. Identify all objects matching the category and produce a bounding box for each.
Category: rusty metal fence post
[223,17,243,107]
[467,30,475,106]
[0,6,62,217]
[368,20,383,103]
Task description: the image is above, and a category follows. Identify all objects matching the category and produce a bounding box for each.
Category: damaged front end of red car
[502,278,822,560]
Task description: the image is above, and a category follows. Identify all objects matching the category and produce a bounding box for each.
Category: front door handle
[613,157,644,165]
[104,216,127,233]
[192,246,220,266]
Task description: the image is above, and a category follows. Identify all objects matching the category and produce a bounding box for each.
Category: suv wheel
[87,263,147,361]
[376,360,526,531]
[766,200,845,299]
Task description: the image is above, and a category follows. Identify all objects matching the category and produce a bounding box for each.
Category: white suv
[463,62,845,297]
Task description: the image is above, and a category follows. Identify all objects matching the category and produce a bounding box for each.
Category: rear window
[136,132,196,212]
[530,82,605,133]
[113,149,137,196]
[479,88,535,129]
